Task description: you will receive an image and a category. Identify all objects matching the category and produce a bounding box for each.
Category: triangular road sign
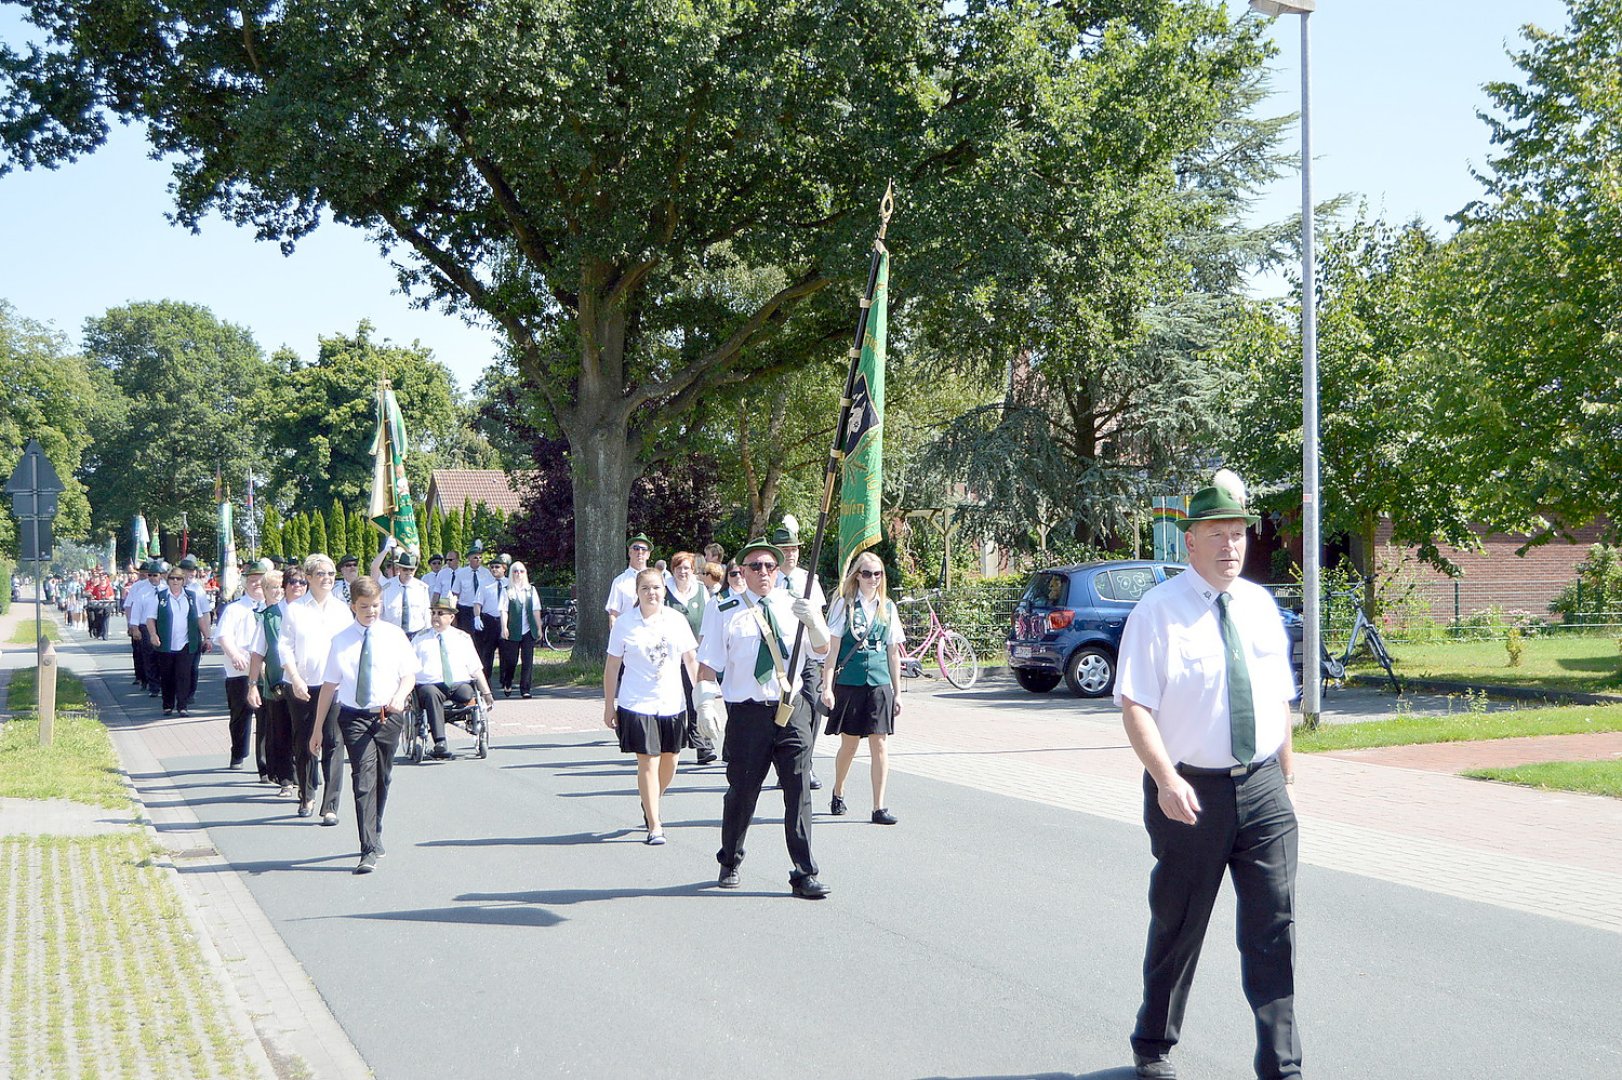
[5,439,65,495]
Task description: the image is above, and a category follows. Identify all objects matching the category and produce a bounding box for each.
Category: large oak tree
[3,0,1265,652]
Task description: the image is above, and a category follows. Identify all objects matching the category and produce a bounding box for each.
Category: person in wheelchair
[412,596,495,759]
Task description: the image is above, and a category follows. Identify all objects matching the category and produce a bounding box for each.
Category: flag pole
[782,182,894,690]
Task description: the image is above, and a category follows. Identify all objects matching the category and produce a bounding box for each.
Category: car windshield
[1022,572,1069,607]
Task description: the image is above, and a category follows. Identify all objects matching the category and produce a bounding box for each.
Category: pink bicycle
[897,594,981,689]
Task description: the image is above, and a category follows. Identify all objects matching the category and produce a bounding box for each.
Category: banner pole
[782,182,894,687]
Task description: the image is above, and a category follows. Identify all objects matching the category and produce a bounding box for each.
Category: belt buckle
[1227,764,1248,777]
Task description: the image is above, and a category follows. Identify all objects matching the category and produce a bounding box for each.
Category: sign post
[7,439,66,745]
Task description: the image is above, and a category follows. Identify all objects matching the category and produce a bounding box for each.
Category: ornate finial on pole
[877,179,894,242]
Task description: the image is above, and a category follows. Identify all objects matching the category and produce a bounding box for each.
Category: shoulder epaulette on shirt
[717,597,740,612]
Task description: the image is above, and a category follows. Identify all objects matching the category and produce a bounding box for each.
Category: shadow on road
[914,1071,1134,1080]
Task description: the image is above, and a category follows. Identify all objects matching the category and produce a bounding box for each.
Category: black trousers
[291,694,345,815]
[476,617,503,682]
[456,604,478,636]
[1133,759,1301,1079]
[338,708,403,857]
[130,634,147,686]
[717,698,818,882]
[415,682,473,742]
[188,649,204,707]
[224,676,255,764]
[154,649,195,711]
[497,634,535,693]
[259,692,296,786]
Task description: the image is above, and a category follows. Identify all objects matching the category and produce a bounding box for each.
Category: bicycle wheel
[937,630,980,689]
[1368,629,1401,692]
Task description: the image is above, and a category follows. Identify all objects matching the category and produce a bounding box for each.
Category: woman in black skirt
[819,551,904,824]
[602,568,698,845]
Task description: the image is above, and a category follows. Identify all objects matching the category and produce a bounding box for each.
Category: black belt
[1176,757,1277,779]
[339,704,388,719]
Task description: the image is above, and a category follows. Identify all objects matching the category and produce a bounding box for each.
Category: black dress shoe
[520,691,532,699]
[871,808,897,825]
[808,775,823,791]
[1133,1053,1177,1079]
[790,876,831,900]
[354,852,379,875]
[717,866,741,889]
[696,752,718,765]
[829,795,847,816]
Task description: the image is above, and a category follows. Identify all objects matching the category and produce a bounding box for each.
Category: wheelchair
[399,687,491,763]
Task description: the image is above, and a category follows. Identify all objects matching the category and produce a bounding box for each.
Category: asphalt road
[145,676,1618,1080]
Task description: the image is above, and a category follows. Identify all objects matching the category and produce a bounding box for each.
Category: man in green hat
[1113,470,1300,1080]
[695,536,833,899]
[215,557,269,771]
[770,515,828,789]
[605,532,653,628]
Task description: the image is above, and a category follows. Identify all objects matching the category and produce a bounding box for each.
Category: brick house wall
[1374,521,1608,622]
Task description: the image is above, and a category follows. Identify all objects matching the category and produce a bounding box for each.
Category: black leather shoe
[871,808,897,825]
[829,795,847,816]
[717,866,741,889]
[1133,1053,1177,1079]
[696,752,718,765]
[430,743,454,760]
[808,775,823,791]
[790,876,831,900]
[354,852,379,875]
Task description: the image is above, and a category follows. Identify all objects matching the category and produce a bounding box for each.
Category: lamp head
[1250,0,1316,14]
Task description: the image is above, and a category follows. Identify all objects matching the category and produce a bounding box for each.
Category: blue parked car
[1006,561,1187,697]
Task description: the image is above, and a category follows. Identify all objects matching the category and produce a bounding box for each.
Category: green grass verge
[530,649,606,687]
[8,618,60,644]
[1464,760,1622,799]
[1295,701,1622,753]
[7,666,92,711]
[0,833,259,1077]
[0,674,127,809]
[1368,636,1622,695]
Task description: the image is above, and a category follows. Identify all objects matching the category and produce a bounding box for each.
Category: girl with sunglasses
[819,551,903,824]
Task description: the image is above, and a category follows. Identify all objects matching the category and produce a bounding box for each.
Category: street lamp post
[1251,0,1321,725]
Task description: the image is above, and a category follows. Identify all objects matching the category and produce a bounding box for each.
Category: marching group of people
[96,519,906,894]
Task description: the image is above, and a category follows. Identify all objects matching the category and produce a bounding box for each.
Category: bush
[0,557,11,615]
[1550,544,1622,625]
[1505,626,1524,667]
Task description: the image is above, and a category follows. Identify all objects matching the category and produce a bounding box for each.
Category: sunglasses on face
[858,569,884,579]
[630,545,651,554]
[311,569,336,577]
[285,579,308,587]
[743,560,777,572]
[167,576,184,582]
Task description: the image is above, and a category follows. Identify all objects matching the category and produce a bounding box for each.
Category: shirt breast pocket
[1174,634,1226,689]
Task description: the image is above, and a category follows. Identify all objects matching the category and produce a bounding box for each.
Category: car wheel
[1064,647,1115,698]
[1013,667,1062,693]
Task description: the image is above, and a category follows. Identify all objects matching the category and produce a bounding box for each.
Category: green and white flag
[838,251,887,575]
[369,382,422,555]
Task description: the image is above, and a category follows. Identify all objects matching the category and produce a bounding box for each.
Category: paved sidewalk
[3,600,368,1080]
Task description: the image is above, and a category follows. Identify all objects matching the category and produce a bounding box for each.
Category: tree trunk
[567,419,639,661]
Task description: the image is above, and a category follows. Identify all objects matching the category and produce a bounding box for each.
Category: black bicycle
[1286,602,1401,694]
[541,600,577,650]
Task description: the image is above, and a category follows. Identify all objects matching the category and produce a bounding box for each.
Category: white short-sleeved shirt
[451,564,493,607]
[427,566,454,598]
[412,626,482,687]
[604,565,642,616]
[477,577,510,616]
[607,605,697,716]
[381,576,432,636]
[185,580,215,616]
[215,595,261,663]
[279,592,356,687]
[1113,569,1294,769]
[775,564,826,609]
[696,588,828,703]
[322,620,418,710]
[147,587,201,651]
[826,595,906,645]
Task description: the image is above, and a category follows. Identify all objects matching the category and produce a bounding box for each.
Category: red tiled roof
[425,470,524,516]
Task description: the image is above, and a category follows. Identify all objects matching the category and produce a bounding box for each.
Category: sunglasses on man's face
[630,545,650,554]
[743,560,777,572]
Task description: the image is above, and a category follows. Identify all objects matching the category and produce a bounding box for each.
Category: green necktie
[262,607,283,687]
[1217,593,1256,764]
[754,600,785,684]
[439,633,452,684]
[355,628,373,708]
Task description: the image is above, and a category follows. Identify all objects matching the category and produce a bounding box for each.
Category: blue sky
[0,0,1573,394]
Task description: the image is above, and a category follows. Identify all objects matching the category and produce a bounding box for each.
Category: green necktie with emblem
[355,628,372,708]
[754,599,785,684]
[1217,592,1256,764]
[439,632,453,684]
